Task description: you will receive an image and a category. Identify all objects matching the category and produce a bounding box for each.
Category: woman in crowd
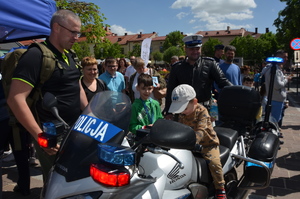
[80,56,107,102]
[117,58,128,76]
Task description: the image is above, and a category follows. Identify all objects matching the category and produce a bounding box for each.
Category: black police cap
[214,44,224,50]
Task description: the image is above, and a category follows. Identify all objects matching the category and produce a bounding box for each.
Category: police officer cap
[182,34,203,48]
[214,44,224,50]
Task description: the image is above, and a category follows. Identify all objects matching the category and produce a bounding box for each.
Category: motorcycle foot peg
[278,133,284,138]
[280,140,284,145]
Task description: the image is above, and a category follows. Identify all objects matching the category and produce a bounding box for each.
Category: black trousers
[0,118,30,193]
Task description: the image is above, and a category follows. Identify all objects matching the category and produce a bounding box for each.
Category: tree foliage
[94,39,122,59]
[55,0,107,44]
[162,31,185,52]
[152,51,163,64]
[229,33,282,66]
[163,46,184,63]
[72,41,90,60]
[274,0,300,55]
[202,38,223,57]
[128,44,141,57]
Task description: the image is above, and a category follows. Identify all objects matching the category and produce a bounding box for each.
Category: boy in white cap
[169,84,227,199]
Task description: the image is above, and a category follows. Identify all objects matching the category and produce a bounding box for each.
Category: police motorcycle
[41,54,282,198]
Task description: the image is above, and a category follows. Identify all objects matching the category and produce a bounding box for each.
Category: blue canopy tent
[0,0,57,43]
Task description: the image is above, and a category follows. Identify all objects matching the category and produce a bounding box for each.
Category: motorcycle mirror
[43,92,58,111]
[42,92,70,129]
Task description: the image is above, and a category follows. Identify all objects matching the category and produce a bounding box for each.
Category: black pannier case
[218,86,261,124]
[245,131,280,183]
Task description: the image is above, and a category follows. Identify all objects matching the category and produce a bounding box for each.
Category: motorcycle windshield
[54,91,132,182]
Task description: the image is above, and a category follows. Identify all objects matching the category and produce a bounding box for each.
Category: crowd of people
[0,9,292,199]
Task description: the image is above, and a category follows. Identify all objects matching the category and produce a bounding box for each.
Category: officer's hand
[42,144,60,156]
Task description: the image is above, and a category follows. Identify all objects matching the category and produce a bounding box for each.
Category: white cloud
[176,12,188,19]
[189,19,196,24]
[185,32,195,36]
[110,25,136,36]
[171,0,256,30]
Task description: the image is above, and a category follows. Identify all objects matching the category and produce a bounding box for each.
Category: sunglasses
[58,23,81,38]
[106,65,118,68]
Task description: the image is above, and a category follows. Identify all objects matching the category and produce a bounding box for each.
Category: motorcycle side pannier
[218,86,261,124]
[245,132,280,183]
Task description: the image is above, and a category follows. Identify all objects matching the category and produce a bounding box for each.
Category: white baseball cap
[169,84,196,114]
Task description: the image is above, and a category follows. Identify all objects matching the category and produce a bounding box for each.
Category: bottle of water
[210,101,219,121]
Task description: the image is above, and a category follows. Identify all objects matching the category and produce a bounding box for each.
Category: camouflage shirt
[178,103,219,147]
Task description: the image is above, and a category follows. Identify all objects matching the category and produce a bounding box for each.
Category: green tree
[72,41,90,60]
[202,38,223,57]
[274,0,300,55]
[152,51,163,64]
[163,46,184,63]
[56,0,107,44]
[258,32,282,58]
[229,33,282,66]
[162,31,185,52]
[107,43,122,58]
[128,44,141,57]
[230,35,256,65]
[94,39,122,59]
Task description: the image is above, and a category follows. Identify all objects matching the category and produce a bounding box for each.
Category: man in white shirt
[125,56,136,92]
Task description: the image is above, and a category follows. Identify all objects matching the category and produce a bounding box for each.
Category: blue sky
[83,0,286,36]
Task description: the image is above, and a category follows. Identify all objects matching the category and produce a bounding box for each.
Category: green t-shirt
[129,98,163,134]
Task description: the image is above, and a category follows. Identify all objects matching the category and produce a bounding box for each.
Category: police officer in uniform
[213,44,225,64]
[164,35,232,118]
[212,44,225,99]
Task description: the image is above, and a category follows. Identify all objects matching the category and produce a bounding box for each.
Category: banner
[141,38,152,68]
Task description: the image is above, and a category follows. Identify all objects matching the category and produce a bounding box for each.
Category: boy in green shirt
[129,74,163,134]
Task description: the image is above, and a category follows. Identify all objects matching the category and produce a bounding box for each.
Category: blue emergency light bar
[266,57,283,63]
[97,144,135,166]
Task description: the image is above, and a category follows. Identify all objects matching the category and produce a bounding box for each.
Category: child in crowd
[129,74,163,134]
[242,75,254,88]
[98,57,125,93]
[169,84,227,199]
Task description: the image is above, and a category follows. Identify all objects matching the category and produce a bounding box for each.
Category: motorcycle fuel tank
[138,149,198,190]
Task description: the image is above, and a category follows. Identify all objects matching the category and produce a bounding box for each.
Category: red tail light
[37,133,57,148]
[90,163,130,187]
[38,134,49,148]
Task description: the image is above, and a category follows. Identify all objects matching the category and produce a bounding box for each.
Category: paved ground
[2,85,300,199]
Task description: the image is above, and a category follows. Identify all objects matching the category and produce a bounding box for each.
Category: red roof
[106,32,158,45]
[196,27,261,38]
[152,36,166,41]
[196,28,246,37]
[19,39,45,46]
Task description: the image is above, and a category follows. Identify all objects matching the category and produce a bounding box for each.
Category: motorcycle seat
[214,127,238,150]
